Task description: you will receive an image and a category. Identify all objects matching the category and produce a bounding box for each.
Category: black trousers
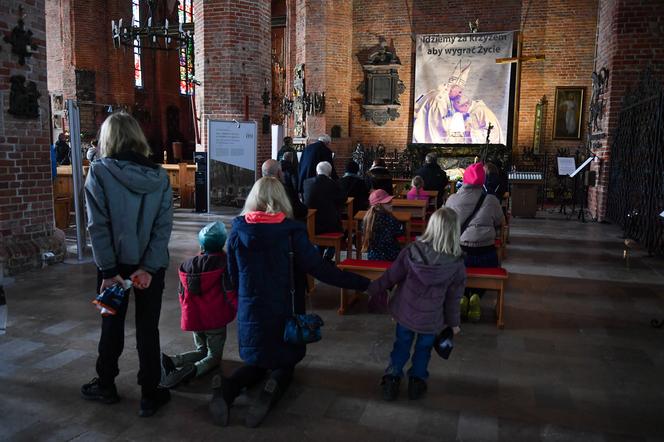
[223,364,294,405]
[96,265,165,394]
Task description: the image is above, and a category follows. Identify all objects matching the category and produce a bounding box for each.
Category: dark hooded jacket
[367,241,465,334]
[297,140,337,192]
[84,152,173,278]
[227,214,370,369]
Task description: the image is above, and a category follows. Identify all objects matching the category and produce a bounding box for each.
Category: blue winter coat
[227,215,370,369]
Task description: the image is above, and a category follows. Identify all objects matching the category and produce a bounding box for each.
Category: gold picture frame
[553,87,584,140]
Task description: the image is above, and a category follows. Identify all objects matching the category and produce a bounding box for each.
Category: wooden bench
[337,258,509,328]
[354,210,412,257]
[306,209,344,264]
[397,189,439,210]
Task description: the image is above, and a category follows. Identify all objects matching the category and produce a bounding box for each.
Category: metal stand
[66,100,88,261]
[577,184,588,223]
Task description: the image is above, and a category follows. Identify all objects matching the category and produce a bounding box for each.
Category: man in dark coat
[366,158,393,195]
[303,161,344,234]
[261,159,307,222]
[55,133,71,165]
[297,134,337,193]
[303,161,344,260]
[338,159,369,215]
[415,153,448,206]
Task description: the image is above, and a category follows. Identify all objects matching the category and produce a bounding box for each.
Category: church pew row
[336,259,508,329]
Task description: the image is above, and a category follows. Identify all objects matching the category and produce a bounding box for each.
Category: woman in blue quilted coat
[209,177,370,428]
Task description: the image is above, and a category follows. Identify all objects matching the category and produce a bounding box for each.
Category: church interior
[1,0,664,440]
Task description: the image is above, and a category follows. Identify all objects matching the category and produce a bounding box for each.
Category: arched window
[132,0,143,88]
[178,0,194,95]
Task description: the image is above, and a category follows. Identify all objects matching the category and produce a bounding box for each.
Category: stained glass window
[178,0,194,95]
[132,0,143,88]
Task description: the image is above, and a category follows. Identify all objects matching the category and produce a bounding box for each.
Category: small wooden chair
[340,197,355,257]
[307,209,344,264]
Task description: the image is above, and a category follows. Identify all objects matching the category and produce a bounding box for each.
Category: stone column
[587,0,664,222]
[1,0,64,275]
[194,0,272,168]
[294,0,353,163]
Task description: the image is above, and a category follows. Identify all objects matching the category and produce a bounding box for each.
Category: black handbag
[283,234,324,345]
[433,327,454,359]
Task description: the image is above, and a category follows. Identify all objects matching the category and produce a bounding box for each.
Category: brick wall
[194,0,271,168]
[346,0,599,155]
[587,0,664,221]
[1,0,63,275]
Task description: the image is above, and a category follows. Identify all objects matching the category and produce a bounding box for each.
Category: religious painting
[553,86,584,140]
[413,31,515,145]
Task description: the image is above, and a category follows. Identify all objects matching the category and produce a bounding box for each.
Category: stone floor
[1,209,664,441]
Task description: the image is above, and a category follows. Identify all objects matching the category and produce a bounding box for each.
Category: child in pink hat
[362,189,403,261]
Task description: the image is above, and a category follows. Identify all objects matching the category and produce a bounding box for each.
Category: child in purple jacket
[367,207,466,401]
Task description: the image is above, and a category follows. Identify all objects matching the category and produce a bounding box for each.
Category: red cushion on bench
[317,232,344,239]
[411,219,426,226]
[338,259,392,269]
[397,235,418,242]
[466,267,508,278]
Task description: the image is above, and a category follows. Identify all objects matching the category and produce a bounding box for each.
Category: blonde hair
[411,175,424,190]
[98,112,151,158]
[241,177,293,218]
[419,207,462,256]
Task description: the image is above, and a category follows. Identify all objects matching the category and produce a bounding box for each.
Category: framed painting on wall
[553,86,584,140]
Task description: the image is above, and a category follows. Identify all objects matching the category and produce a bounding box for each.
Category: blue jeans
[385,323,435,380]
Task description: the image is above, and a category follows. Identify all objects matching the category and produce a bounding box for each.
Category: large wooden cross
[496,31,545,151]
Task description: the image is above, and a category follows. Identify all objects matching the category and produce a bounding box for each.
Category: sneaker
[209,375,230,427]
[139,387,171,417]
[245,378,279,428]
[468,293,481,323]
[381,375,400,401]
[81,378,120,404]
[160,353,176,386]
[161,363,197,389]
[408,377,427,400]
[460,295,469,321]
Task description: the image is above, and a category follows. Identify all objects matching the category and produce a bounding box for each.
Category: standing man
[415,153,448,206]
[298,134,337,193]
[55,133,71,165]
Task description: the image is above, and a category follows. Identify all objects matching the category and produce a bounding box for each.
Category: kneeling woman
[211,177,370,428]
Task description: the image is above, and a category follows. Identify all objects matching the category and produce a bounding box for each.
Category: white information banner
[207,120,257,212]
[209,120,257,171]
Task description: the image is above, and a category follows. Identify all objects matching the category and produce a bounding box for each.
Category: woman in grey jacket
[81,112,173,417]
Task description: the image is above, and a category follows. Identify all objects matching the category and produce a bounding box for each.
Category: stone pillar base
[0,230,67,277]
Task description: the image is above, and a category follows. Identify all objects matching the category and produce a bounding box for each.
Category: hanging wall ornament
[8,75,41,119]
[4,7,38,66]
